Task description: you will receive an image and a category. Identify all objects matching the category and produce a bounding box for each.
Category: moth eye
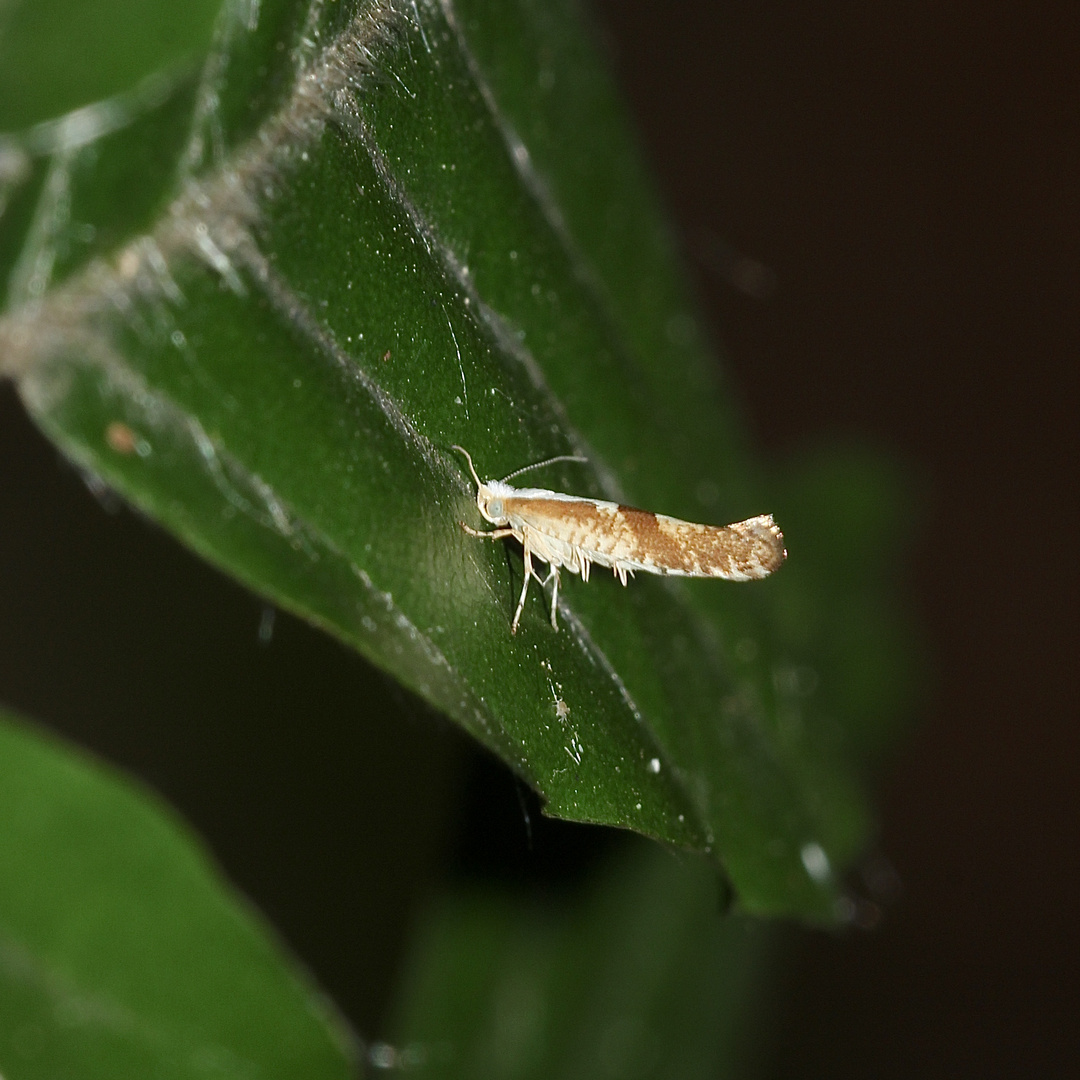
[488,500,503,519]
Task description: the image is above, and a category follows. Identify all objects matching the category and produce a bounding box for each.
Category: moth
[452,445,786,634]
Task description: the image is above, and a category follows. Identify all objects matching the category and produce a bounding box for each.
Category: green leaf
[0,706,356,1078]
[0,0,220,131]
[0,0,903,918]
[387,840,778,1080]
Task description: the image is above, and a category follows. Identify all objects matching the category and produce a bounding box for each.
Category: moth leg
[529,563,550,586]
[530,563,560,630]
[546,566,561,630]
[461,523,516,540]
[511,542,534,635]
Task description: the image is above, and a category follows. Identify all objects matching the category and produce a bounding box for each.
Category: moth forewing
[630,511,787,580]
[450,446,786,633]
[501,497,785,581]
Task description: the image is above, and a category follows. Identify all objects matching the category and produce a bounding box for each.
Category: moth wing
[505,496,785,581]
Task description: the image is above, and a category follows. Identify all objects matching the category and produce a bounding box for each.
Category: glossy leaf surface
[0,0,909,918]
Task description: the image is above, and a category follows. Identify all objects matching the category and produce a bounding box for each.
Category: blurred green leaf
[769,445,923,765]
[0,0,910,919]
[387,841,777,1080]
[0,0,221,130]
[0,706,356,1078]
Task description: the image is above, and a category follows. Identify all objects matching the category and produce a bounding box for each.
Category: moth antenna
[449,444,484,490]
[501,454,588,484]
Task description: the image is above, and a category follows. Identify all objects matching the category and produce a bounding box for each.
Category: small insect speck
[105,422,138,454]
[105,422,150,458]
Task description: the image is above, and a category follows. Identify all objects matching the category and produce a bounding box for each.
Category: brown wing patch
[615,506,700,571]
[505,497,786,579]
[623,508,785,578]
[505,497,616,548]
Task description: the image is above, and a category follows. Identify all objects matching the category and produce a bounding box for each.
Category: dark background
[593,1,1077,1075]
[0,1,1075,1077]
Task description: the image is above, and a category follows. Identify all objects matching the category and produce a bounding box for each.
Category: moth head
[450,444,509,525]
[477,483,510,525]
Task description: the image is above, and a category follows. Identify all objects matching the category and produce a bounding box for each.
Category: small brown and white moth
[452,445,786,634]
